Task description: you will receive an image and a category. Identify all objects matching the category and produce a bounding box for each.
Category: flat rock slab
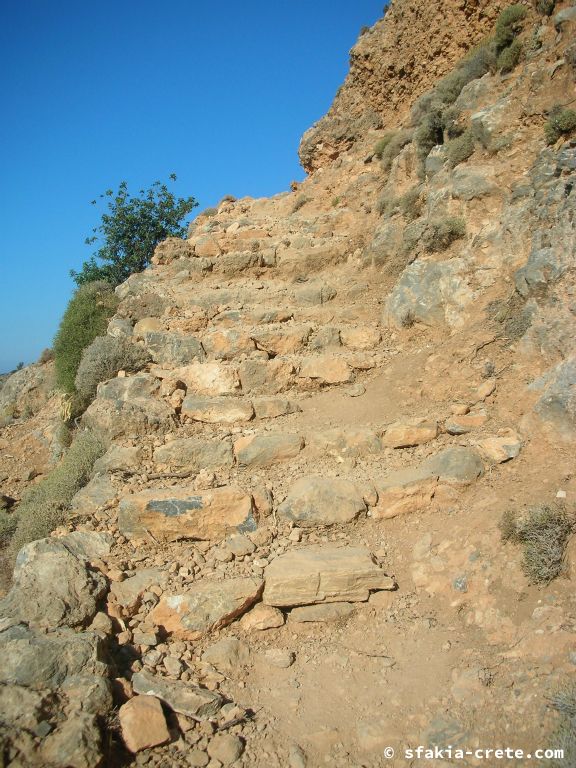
[118,486,256,542]
[153,437,233,471]
[298,356,353,384]
[477,429,522,463]
[132,669,223,719]
[182,396,254,424]
[150,577,264,639]
[423,446,484,485]
[289,602,355,623]
[252,397,301,420]
[160,362,241,396]
[278,476,367,527]
[234,433,304,467]
[263,546,395,607]
[306,427,382,458]
[110,568,168,611]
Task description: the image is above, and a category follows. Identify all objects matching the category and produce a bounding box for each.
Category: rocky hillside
[1,1,576,766]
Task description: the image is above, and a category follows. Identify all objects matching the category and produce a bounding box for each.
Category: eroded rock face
[150,578,264,639]
[1,533,111,629]
[118,486,256,542]
[263,546,395,607]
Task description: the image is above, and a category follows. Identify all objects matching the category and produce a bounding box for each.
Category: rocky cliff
[1,2,576,767]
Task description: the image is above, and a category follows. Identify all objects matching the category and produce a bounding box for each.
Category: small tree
[71,174,197,287]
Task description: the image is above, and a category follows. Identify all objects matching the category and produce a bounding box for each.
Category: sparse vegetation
[415,110,444,165]
[292,195,310,213]
[399,185,425,221]
[373,132,396,158]
[376,191,398,216]
[200,207,218,218]
[38,348,54,364]
[494,5,527,52]
[53,282,119,395]
[423,217,466,251]
[446,129,475,167]
[0,510,18,547]
[500,505,573,584]
[400,309,416,328]
[71,176,197,287]
[8,430,105,557]
[536,0,556,15]
[74,335,151,409]
[379,130,414,171]
[548,685,576,767]
[497,38,523,72]
[544,108,576,144]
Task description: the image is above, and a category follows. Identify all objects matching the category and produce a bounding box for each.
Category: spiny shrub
[446,129,475,167]
[544,108,576,144]
[497,39,523,72]
[442,106,465,139]
[494,5,527,52]
[291,195,310,213]
[536,0,556,15]
[54,282,119,395]
[423,217,466,251]
[380,130,414,171]
[415,110,444,164]
[376,191,398,217]
[374,132,397,158]
[399,185,425,221]
[0,510,18,547]
[548,685,576,768]
[75,335,150,408]
[199,207,218,218]
[8,430,105,557]
[499,505,573,584]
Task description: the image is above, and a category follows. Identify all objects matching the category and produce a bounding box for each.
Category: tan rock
[278,476,367,527]
[234,433,304,467]
[477,428,522,463]
[475,378,496,402]
[202,329,255,360]
[207,733,245,765]
[382,418,439,448]
[133,317,164,338]
[298,356,353,384]
[239,359,295,394]
[150,577,264,639]
[253,326,312,356]
[162,362,240,396]
[110,568,169,612]
[289,602,354,623]
[445,409,487,434]
[373,468,438,520]
[131,669,223,719]
[263,546,395,607]
[306,427,382,458]
[340,327,381,350]
[117,486,255,542]
[182,396,254,424]
[252,397,302,419]
[240,603,285,631]
[193,235,221,258]
[202,637,251,672]
[119,695,170,753]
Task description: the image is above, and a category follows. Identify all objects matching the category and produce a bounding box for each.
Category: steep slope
[1,2,576,767]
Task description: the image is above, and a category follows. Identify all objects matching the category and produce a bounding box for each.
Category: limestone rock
[207,733,245,765]
[382,418,439,448]
[298,356,353,384]
[444,409,487,434]
[373,466,438,520]
[203,329,255,360]
[289,603,355,623]
[263,546,395,607]
[110,568,168,612]
[306,427,382,458]
[41,712,103,768]
[132,669,223,719]
[144,331,205,365]
[240,603,285,631]
[150,577,264,639]
[119,695,170,752]
[340,327,381,350]
[182,396,254,424]
[202,637,251,672]
[234,433,304,467]
[118,486,256,542]
[70,475,117,516]
[477,429,522,463]
[154,437,233,471]
[252,397,302,419]
[424,446,484,485]
[1,533,110,629]
[278,476,367,527]
[92,445,144,474]
[262,649,295,668]
[162,362,241,396]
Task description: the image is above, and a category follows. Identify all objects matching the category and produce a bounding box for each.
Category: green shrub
[200,207,218,218]
[446,130,475,167]
[494,5,527,52]
[442,106,465,139]
[544,108,576,144]
[0,510,18,547]
[9,431,105,557]
[500,505,573,584]
[374,132,396,158]
[423,217,466,251]
[53,282,119,395]
[75,335,150,408]
[497,39,523,72]
[380,130,413,171]
[415,110,444,164]
[376,191,398,217]
[536,0,555,15]
[399,185,425,221]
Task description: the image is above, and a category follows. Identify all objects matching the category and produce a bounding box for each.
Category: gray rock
[423,447,484,485]
[154,437,233,471]
[109,568,168,611]
[554,7,576,28]
[144,331,205,365]
[60,675,113,716]
[289,603,355,623]
[425,146,446,178]
[451,165,497,201]
[132,669,223,719]
[0,624,107,689]
[0,684,48,730]
[92,445,144,474]
[107,317,133,338]
[515,247,566,298]
[294,281,337,305]
[278,476,367,527]
[71,475,117,516]
[82,394,175,439]
[1,533,110,629]
[471,99,510,150]
[202,637,251,672]
[533,357,576,439]
[364,219,404,268]
[41,712,102,768]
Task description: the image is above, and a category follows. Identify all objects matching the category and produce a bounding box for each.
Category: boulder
[150,577,264,639]
[154,437,233,471]
[234,433,304,467]
[118,486,256,542]
[144,331,205,365]
[1,533,111,629]
[477,429,522,463]
[132,669,223,719]
[181,396,255,424]
[82,396,175,439]
[263,546,395,607]
[238,359,295,394]
[533,357,576,440]
[161,362,241,396]
[253,325,312,356]
[278,476,367,527]
[202,329,255,360]
[424,446,484,485]
[41,712,103,768]
[340,327,381,350]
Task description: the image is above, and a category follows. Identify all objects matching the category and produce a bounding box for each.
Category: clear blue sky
[0,0,385,373]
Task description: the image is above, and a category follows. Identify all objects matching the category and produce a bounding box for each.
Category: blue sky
[0,0,385,373]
